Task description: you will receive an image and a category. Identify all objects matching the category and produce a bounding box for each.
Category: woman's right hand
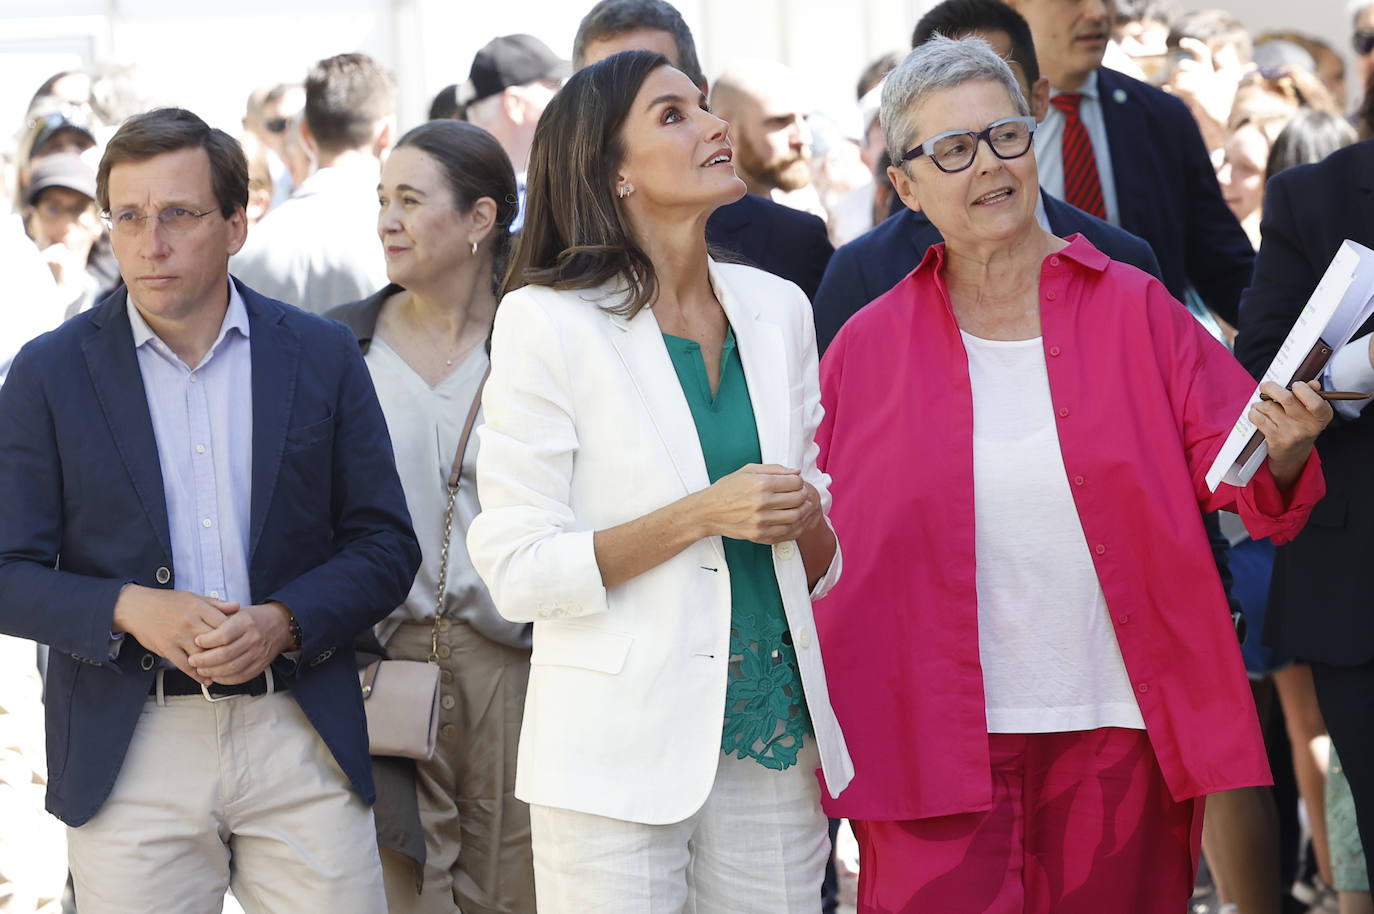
[692,464,818,545]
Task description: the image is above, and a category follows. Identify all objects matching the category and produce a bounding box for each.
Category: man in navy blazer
[1234,138,1374,888]
[1005,0,1253,323]
[707,191,833,301]
[0,108,419,911]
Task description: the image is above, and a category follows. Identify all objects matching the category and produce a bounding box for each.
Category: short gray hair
[880,34,1030,167]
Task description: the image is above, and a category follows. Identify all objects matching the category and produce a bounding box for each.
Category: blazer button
[141,653,156,670]
[776,542,796,561]
[155,566,171,584]
[796,627,812,649]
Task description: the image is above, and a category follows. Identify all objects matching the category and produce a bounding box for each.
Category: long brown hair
[502,49,668,317]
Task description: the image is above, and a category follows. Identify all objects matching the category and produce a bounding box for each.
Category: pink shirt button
[1046,290,1057,301]
[1058,407,1069,418]
[1049,346,1061,356]
[1095,544,1106,555]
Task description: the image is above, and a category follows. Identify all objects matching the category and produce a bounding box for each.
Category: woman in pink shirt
[815,36,1331,913]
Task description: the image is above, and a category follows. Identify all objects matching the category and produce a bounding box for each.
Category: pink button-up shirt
[815,235,1324,821]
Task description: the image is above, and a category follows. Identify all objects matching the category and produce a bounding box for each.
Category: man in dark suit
[1235,138,1374,888]
[0,108,420,911]
[1004,0,1253,324]
[573,0,834,300]
[813,0,1162,352]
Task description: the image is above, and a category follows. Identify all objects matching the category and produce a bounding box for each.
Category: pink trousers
[851,728,1203,914]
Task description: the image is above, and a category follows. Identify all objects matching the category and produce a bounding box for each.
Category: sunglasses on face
[1355,29,1374,56]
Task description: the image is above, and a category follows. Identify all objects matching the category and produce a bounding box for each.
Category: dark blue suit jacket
[0,280,420,826]
[706,192,833,301]
[1096,68,1253,323]
[813,189,1162,353]
[1234,139,1374,665]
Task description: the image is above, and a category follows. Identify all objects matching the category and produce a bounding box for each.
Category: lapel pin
[1113,88,1127,104]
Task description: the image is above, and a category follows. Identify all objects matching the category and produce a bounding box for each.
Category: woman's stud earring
[618,184,634,199]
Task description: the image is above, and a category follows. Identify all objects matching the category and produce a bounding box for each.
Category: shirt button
[1058,407,1069,418]
[441,695,456,710]
[196,444,206,454]
[1049,346,1061,357]
[1046,290,1057,301]
[1073,475,1085,486]
[1137,682,1149,694]
[776,541,796,561]
[1095,544,1106,555]
[441,669,453,684]
[436,644,451,659]
[1118,613,1129,624]
[210,590,219,598]
[440,724,456,739]
[1050,256,1061,267]
[797,627,812,649]
[201,518,212,528]
[189,373,198,383]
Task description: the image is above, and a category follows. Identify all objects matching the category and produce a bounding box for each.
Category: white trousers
[529,743,829,914]
[67,687,385,914]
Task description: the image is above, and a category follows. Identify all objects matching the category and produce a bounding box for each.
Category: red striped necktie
[1050,92,1106,220]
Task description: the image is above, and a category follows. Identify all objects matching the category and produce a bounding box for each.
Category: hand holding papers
[1206,240,1374,491]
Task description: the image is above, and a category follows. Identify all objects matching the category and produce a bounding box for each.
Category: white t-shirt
[963,330,1145,733]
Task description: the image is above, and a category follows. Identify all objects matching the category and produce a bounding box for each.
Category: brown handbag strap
[430,364,491,662]
[359,659,381,698]
[448,365,491,488]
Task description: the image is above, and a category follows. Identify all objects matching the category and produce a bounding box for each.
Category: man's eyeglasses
[102,206,216,236]
[1355,29,1374,56]
[901,116,1037,174]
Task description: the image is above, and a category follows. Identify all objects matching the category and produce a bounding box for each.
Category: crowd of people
[3,0,1374,912]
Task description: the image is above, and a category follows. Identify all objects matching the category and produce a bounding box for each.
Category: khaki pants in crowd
[67,684,385,914]
[380,620,536,914]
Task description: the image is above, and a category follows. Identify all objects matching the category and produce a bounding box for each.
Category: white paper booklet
[1206,240,1374,492]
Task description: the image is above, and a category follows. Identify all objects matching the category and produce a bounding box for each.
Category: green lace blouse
[661,327,812,770]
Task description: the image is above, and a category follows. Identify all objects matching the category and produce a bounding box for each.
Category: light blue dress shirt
[126,282,253,608]
[1035,71,1122,228]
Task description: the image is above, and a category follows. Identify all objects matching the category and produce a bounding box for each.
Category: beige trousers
[67,686,385,914]
[380,621,535,914]
[0,636,65,914]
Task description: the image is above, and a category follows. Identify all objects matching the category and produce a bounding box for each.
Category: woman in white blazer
[466,50,853,912]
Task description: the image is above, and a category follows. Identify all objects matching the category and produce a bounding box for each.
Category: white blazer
[468,259,853,824]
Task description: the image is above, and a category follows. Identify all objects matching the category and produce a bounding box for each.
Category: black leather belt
[151,669,283,698]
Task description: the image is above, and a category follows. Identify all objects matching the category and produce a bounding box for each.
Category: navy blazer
[0,280,420,826]
[1096,68,1253,324]
[1234,139,1374,665]
[812,189,1162,353]
[706,192,833,301]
